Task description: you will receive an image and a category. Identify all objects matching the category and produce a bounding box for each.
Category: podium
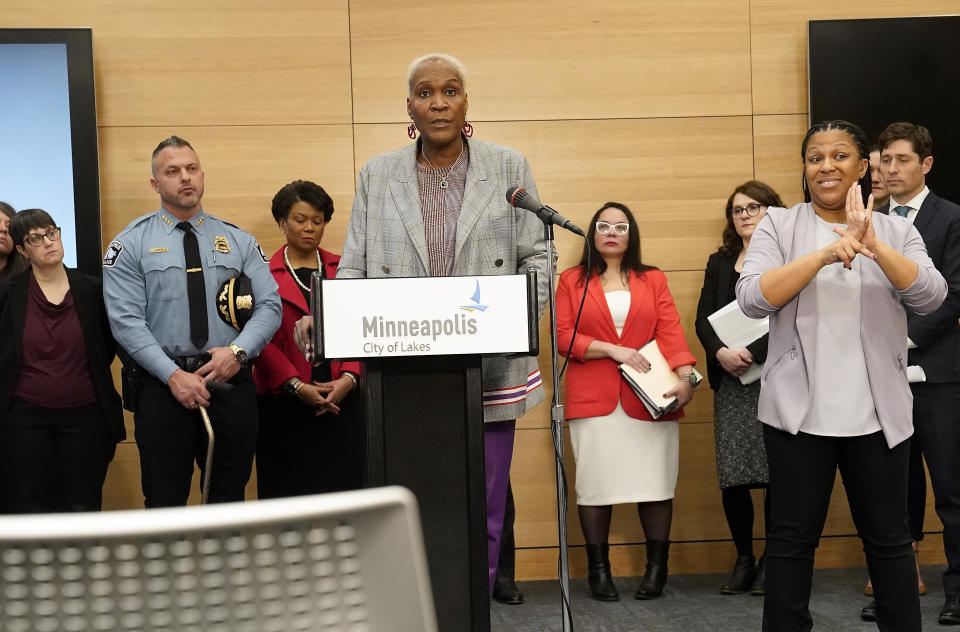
[313,274,539,632]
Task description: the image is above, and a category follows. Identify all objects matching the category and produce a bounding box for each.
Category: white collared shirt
[889,185,930,224]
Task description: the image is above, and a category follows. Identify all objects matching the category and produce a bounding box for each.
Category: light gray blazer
[338,139,550,422]
[736,202,947,447]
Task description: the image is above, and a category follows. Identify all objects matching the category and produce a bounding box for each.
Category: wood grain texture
[4,0,353,127]
[753,114,809,208]
[98,125,357,257]
[349,0,752,123]
[750,1,960,115]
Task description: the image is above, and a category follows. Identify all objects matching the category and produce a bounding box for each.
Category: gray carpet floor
[492,565,948,631]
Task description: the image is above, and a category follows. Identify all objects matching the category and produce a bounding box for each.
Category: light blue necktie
[893,205,911,218]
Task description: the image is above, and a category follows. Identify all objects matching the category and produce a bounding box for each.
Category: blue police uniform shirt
[102,208,281,383]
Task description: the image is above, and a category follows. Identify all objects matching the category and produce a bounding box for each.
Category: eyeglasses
[732,203,764,218]
[23,227,62,246]
[596,221,629,236]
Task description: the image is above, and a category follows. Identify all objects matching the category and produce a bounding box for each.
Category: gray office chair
[0,486,437,632]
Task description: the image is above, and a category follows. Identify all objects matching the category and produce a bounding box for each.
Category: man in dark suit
[876,122,960,625]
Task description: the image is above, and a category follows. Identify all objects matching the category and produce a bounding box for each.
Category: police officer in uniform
[103,136,281,507]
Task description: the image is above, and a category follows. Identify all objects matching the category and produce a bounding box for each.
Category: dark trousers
[1,399,115,513]
[256,394,363,498]
[762,426,919,632]
[134,374,257,507]
[906,436,926,542]
[912,381,960,594]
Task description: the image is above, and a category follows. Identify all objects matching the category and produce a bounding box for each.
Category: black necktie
[177,221,208,351]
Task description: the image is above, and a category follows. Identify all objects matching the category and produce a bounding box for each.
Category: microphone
[506,187,585,237]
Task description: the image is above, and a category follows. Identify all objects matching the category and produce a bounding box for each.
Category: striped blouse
[415,144,469,276]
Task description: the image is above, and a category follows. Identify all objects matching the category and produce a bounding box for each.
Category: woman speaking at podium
[334,53,551,592]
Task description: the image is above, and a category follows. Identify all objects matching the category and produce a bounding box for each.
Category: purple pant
[485,419,516,593]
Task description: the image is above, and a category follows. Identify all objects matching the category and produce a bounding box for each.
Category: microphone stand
[539,220,572,632]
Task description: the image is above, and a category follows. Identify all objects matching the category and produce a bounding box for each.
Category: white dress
[568,290,680,505]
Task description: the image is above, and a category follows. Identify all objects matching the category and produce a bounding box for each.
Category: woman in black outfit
[253,181,361,498]
[696,180,784,594]
[0,209,124,512]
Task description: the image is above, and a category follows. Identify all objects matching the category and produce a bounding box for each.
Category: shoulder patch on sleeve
[255,241,268,263]
[103,241,124,268]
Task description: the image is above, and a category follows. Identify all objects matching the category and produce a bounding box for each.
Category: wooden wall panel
[753,114,809,207]
[750,1,960,116]
[98,125,357,255]
[5,0,352,126]
[349,0,753,123]
[512,428,562,548]
[665,270,715,424]
[101,443,144,510]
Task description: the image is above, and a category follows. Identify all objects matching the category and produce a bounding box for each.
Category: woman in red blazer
[557,202,697,602]
[254,180,361,498]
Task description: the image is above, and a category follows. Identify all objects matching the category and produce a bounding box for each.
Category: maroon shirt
[13,272,97,408]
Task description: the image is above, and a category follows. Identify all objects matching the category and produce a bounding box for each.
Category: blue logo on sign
[460,279,489,312]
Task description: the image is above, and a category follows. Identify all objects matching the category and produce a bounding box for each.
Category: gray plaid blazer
[338,138,550,422]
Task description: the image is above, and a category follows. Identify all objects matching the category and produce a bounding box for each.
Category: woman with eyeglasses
[695,181,784,596]
[557,202,697,602]
[0,209,123,513]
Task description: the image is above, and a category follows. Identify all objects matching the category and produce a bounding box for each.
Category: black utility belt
[171,354,251,382]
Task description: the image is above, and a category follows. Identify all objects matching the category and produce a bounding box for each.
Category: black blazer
[878,191,960,383]
[695,250,768,391]
[0,268,125,441]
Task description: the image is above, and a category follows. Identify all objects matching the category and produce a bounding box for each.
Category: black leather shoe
[635,540,669,600]
[940,594,960,625]
[586,543,619,601]
[492,575,524,605]
[721,555,756,594]
[860,600,877,622]
[751,555,766,596]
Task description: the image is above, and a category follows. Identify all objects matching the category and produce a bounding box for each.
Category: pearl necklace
[284,245,322,292]
[420,139,464,190]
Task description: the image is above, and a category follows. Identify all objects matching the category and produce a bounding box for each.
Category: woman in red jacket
[254,180,361,498]
[557,202,697,602]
